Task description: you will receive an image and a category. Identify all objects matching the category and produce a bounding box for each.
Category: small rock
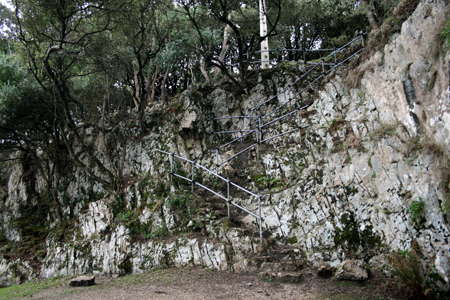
[317,264,334,278]
[0,279,12,288]
[335,260,368,281]
[69,275,96,287]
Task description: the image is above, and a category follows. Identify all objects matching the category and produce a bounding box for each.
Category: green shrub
[253,174,284,192]
[334,212,381,258]
[167,193,191,211]
[409,199,425,227]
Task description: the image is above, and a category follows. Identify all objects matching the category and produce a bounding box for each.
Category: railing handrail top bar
[213,115,259,120]
[216,129,257,134]
[173,173,192,183]
[257,47,362,116]
[217,143,257,168]
[230,201,261,219]
[195,182,228,202]
[250,62,321,112]
[230,181,259,198]
[157,150,261,199]
[261,108,299,128]
[254,47,336,54]
[172,176,262,220]
[217,131,253,150]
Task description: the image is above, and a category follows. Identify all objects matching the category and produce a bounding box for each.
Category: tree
[12,0,128,189]
[177,0,282,87]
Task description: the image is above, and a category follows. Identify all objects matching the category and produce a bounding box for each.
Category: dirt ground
[31,267,405,300]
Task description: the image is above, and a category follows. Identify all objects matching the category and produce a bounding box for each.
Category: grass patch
[0,277,64,299]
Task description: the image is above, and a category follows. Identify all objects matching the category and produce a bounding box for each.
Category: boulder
[335,260,368,281]
[69,275,95,287]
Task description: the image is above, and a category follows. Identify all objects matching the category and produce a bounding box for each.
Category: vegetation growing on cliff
[0,0,411,194]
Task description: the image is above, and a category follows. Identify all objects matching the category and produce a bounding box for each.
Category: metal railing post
[191,161,195,193]
[258,195,262,242]
[169,152,174,186]
[256,115,262,160]
[169,152,174,173]
[157,150,264,240]
[226,179,231,218]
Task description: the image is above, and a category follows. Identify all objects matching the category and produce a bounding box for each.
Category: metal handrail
[249,34,364,112]
[213,115,259,120]
[216,143,258,169]
[210,35,364,171]
[265,48,363,119]
[217,131,254,150]
[216,129,257,134]
[156,150,263,240]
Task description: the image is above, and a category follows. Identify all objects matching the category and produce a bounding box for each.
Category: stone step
[259,261,303,272]
[258,271,303,284]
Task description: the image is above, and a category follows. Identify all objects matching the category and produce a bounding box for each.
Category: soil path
[31,267,403,300]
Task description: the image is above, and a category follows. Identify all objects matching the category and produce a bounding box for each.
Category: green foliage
[334,212,381,258]
[253,174,284,192]
[276,0,367,53]
[167,193,191,211]
[145,226,169,239]
[116,209,148,239]
[409,199,425,228]
[111,195,127,217]
[286,236,298,245]
[0,52,59,152]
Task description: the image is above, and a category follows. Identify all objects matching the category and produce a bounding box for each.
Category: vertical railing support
[169,152,174,187]
[215,149,219,167]
[226,179,231,218]
[321,59,325,73]
[258,195,263,242]
[169,152,174,173]
[191,161,195,193]
[256,115,262,160]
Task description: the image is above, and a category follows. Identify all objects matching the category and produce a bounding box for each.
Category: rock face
[335,260,369,281]
[0,0,448,294]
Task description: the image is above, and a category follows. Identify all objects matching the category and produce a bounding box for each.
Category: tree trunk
[259,0,270,69]
[361,0,379,30]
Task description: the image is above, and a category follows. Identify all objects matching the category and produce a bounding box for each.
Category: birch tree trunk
[259,0,270,69]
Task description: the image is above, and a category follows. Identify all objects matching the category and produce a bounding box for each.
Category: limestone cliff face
[0,0,448,291]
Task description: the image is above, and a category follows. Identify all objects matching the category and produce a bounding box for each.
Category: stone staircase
[251,242,305,283]
[156,35,366,278]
